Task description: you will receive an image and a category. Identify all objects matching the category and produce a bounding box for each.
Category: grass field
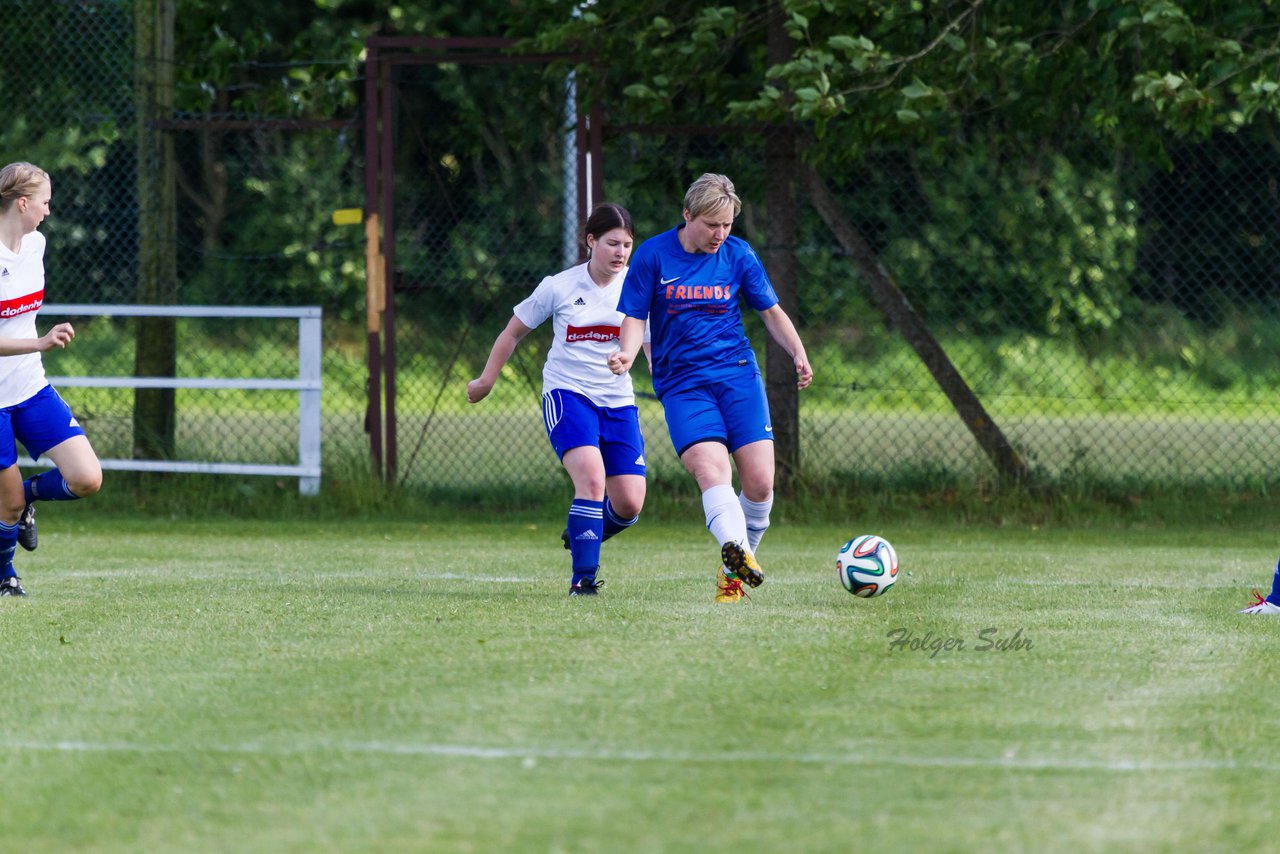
[1,504,1277,853]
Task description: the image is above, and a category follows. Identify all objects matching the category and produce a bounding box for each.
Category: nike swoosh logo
[660,276,681,285]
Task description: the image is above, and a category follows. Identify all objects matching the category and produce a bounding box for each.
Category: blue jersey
[617,225,778,398]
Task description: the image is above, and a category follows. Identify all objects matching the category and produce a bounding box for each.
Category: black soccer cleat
[0,576,27,596]
[569,578,605,596]
[17,503,36,552]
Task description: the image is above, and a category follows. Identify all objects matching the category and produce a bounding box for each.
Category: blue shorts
[0,385,87,469]
[661,372,773,457]
[541,389,646,476]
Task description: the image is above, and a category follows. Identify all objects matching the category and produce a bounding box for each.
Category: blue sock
[601,497,638,542]
[0,521,17,579]
[25,470,78,503]
[567,499,604,585]
[1268,557,1280,605]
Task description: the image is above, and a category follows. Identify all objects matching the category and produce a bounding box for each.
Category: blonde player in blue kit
[609,173,812,602]
[468,203,647,596]
[0,162,104,596]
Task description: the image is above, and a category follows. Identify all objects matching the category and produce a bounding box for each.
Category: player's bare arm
[608,316,646,375]
[758,305,813,389]
[467,316,533,403]
[0,322,75,357]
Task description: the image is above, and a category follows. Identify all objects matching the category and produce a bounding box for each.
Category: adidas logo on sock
[574,530,599,541]
[573,297,586,305]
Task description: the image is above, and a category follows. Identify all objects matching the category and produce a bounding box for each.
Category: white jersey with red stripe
[513,262,637,409]
[0,230,49,408]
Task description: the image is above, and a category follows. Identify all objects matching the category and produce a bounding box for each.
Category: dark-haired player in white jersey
[609,173,812,602]
[468,203,648,596]
[0,162,104,596]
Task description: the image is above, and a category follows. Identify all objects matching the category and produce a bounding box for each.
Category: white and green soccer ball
[836,534,899,598]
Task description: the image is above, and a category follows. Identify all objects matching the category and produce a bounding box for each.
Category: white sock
[739,491,773,553]
[702,484,748,548]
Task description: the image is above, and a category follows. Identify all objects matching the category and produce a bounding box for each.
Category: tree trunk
[133,0,177,459]
[762,0,801,494]
[803,167,1030,483]
[763,127,801,494]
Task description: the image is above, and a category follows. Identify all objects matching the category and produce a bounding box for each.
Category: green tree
[164,0,558,313]
[0,1,131,303]
[135,0,178,459]
[526,0,1280,481]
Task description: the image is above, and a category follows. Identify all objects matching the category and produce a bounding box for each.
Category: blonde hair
[683,172,741,219]
[0,162,50,212]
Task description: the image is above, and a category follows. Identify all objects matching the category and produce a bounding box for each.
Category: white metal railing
[38,305,322,495]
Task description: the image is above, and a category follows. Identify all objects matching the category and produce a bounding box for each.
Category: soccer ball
[836,535,899,598]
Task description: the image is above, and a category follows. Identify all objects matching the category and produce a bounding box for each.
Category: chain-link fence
[2,0,370,482]
[390,53,1280,493]
[10,6,1280,494]
[599,126,1280,489]
[371,46,588,491]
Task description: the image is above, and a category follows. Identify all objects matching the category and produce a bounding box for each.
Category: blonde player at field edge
[468,203,648,596]
[0,162,103,596]
[608,173,812,603]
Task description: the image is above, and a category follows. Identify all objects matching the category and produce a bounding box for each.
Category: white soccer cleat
[1239,590,1280,614]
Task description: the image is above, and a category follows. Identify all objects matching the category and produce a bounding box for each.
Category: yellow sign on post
[332,207,382,332]
[365,213,384,334]
[331,208,363,226]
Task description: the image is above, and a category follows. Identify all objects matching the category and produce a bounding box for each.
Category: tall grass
[41,311,1280,492]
